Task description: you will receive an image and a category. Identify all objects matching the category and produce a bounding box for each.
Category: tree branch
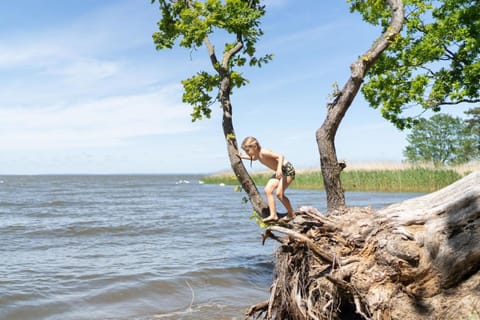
[321,0,404,135]
[203,37,221,73]
[222,34,244,69]
[267,226,334,263]
[183,0,222,74]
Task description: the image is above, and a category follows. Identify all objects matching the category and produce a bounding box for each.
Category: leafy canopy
[152,0,272,121]
[350,0,480,129]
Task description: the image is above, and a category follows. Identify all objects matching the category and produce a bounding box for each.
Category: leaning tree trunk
[202,34,269,217]
[316,0,404,212]
[247,170,480,320]
[220,89,268,216]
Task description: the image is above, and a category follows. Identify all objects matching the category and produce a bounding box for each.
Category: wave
[0,201,18,207]
[151,302,242,320]
[18,224,168,238]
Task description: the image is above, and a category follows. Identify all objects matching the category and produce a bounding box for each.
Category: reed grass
[202,161,478,193]
[339,168,461,192]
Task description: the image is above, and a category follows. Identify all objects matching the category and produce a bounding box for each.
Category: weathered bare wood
[379,170,480,288]
[248,171,480,320]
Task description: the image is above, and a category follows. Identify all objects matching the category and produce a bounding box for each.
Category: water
[0,175,421,320]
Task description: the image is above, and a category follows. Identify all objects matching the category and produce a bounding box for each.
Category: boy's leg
[263,178,279,222]
[276,176,295,218]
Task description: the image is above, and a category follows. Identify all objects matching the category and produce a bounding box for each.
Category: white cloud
[49,58,122,84]
[0,85,195,150]
[0,1,214,174]
[0,7,180,109]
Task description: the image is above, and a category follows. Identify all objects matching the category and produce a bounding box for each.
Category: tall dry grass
[203,161,480,193]
[341,161,480,175]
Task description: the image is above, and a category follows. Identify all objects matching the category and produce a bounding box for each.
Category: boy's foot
[279,215,295,223]
[262,216,279,223]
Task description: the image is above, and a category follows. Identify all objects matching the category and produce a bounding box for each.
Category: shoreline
[203,161,479,193]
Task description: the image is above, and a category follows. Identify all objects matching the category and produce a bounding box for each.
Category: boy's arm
[275,154,284,179]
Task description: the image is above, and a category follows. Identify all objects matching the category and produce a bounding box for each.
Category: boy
[237,136,296,223]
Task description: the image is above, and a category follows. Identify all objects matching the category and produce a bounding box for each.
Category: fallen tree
[247,170,480,319]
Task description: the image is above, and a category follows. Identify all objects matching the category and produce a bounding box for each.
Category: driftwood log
[247,170,480,319]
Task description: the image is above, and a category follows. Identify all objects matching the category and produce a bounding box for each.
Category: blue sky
[0,1,470,174]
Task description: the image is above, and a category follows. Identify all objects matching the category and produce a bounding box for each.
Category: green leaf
[152,0,272,122]
[355,0,480,128]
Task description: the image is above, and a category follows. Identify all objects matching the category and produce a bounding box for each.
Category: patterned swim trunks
[271,162,295,180]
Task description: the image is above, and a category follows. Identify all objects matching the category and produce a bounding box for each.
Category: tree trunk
[247,170,480,319]
[202,32,269,217]
[316,124,346,211]
[220,76,269,217]
[316,0,404,211]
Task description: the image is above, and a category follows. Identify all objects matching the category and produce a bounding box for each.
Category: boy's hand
[275,170,282,179]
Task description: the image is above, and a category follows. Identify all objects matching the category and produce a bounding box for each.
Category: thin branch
[262,229,287,245]
[292,272,307,318]
[185,280,195,310]
[439,98,480,105]
[203,37,221,73]
[268,279,278,319]
[245,299,268,318]
[267,226,334,263]
[353,293,371,320]
[222,34,244,68]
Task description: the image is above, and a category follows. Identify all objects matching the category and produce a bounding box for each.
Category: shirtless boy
[237,136,296,223]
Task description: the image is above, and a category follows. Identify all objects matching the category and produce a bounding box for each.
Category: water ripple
[0,175,418,320]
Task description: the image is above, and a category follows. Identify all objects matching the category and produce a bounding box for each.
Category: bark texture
[247,170,480,319]
[220,79,268,217]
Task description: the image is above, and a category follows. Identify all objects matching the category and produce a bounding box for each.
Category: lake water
[0,175,421,320]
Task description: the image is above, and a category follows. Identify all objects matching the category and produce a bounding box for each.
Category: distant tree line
[404,106,480,166]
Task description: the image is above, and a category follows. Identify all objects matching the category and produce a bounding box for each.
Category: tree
[403,113,477,165]
[464,106,480,158]
[361,0,480,129]
[151,0,272,216]
[319,0,480,211]
[316,0,404,211]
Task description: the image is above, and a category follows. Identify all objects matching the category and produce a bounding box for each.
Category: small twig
[245,299,268,318]
[353,293,371,320]
[339,257,360,266]
[392,227,414,240]
[267,279,278,319]
[306,295,321,320]
[325,275,352,293]
[292,272,307,318]
[185,280,195,310]
[322,299,333,312]
[298,207,338,227]
[262,229,286,245]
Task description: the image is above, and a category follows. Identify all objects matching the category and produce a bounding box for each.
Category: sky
[0,1,472,175]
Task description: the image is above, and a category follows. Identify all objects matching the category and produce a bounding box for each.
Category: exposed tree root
[246,171,480,320]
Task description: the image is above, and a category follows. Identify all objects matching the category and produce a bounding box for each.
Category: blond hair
[241,136,260,150]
